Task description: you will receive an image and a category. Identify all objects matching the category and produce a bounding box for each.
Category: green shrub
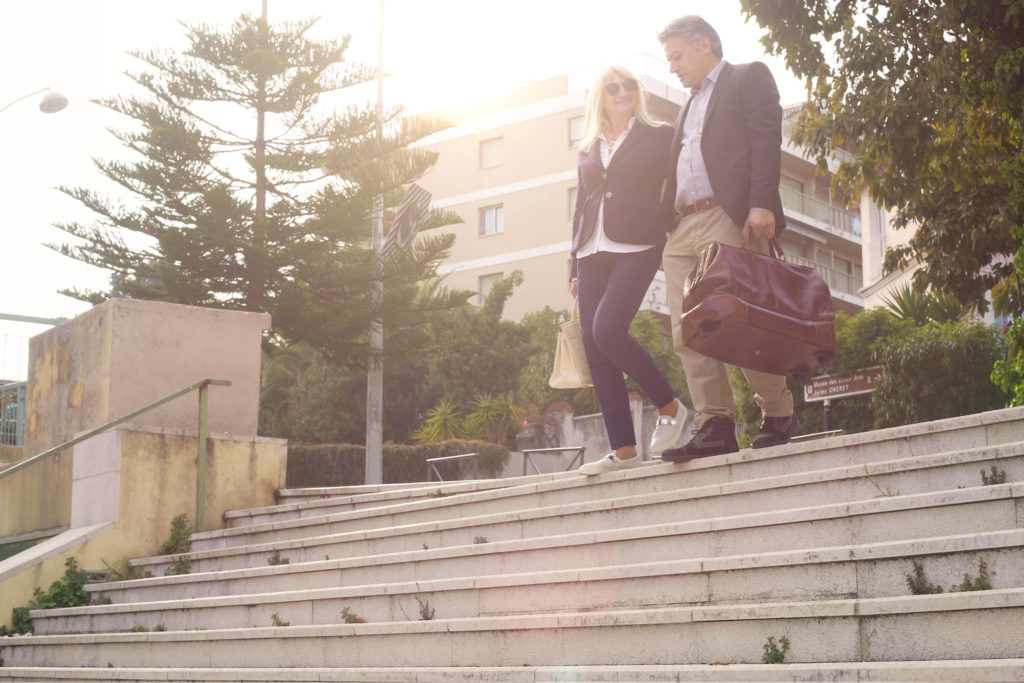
[761,635,790,664]
[159,514,192,556]
[0,607,33,636]
[992,318,1024,405]
[30,557,91,610]
[952,557,993,592]
[873,322,1007,428]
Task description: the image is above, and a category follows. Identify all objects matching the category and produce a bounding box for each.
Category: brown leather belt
[680,197,720,217]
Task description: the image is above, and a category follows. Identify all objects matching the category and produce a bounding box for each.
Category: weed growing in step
[907,557,994,595]
[31,557,91,610]
[427,489,454,498]
[906,560,944,594]
[474,536,488,544]
[267,550,290,566]
[92,595,112,606]
[102,558,150,582]
[0,558,93,637]
[270,612,290,627]
[340,607,365,623]
[980,465,1007,486]
[414,595,435,620]
[154,625,167,632]
[952,557,992,591]
[761,635,790,664]
[131,626,148,632]
[861,465,898,497]
[165,555,191,576]
[0,607,34,636]
[160,514,193,576]
[159,514,193,555]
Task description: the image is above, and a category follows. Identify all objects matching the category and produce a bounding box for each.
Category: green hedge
[286,440,510,487]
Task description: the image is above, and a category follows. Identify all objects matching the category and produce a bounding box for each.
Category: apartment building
[415,58,868,325]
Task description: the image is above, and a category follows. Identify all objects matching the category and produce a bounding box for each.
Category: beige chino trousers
[663,206,794,427]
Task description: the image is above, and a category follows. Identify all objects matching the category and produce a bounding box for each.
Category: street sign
[804,366,884,402]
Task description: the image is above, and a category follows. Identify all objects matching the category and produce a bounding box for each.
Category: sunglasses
[604,79,638,96]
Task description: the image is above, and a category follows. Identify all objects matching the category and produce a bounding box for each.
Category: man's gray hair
[658,15,723,58]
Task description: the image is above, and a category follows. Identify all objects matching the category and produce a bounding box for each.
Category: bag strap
[740,235,786,259]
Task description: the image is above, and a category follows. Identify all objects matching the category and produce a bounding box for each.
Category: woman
[571,66,688,476]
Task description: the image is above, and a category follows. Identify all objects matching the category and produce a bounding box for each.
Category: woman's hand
[570,279,578,299]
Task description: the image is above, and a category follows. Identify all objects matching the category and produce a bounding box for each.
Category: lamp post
[0,87,69,116]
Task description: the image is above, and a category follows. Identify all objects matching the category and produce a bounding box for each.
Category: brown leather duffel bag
[680,241,837,384]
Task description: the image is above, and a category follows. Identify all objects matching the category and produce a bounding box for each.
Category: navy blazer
[571,122,675,279]
[665,61,787,234]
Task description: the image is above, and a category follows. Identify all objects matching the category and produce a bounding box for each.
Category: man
[658,15,798,461]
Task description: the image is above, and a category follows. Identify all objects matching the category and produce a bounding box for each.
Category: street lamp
[0,87,69,116]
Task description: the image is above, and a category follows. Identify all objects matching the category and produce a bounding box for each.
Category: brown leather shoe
[752,415,799,449]
[661,416,739,462]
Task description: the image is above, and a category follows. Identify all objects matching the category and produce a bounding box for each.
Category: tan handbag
[548,299,593,389]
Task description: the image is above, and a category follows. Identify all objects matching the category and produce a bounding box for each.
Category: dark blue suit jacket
[665,61,787,235]
[571,122,675,279]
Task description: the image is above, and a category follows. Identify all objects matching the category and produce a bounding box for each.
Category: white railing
[783,254,863,297]
[780,186,861,239]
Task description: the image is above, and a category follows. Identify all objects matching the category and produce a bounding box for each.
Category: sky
[0,0,806,379]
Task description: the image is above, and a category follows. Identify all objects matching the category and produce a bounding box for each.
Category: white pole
[365,0,385,485]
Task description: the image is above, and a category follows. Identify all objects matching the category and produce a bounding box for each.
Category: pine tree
[51,13,468,368]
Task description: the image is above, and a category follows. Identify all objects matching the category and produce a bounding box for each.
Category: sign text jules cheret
[804,366,884,402]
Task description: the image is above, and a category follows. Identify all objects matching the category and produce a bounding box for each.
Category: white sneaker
[578,453,643,476]
[650,398,689,453]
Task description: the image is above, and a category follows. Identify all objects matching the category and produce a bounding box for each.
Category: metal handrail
[0,378,231,531]
[522,446,585,476]
[426,452,479,482]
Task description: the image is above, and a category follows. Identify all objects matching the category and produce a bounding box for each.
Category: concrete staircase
[3,409,1024,681]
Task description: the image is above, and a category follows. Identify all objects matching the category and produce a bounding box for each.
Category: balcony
[780,185,862,242]
[782,254,863,306]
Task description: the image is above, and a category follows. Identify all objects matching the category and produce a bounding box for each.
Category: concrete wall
[0,444,24,466]
[0,452,70,540]
[10,299,269,537]
[0,425,287,631]
[26,298,270,458]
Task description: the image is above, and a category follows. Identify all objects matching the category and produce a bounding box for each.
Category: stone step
[229,474,576,529]
[93,483,1022,603]
[3,589,1024,668]
[35,529,1024,635]
[3,660,1024,682]
[133,448,1023,576]
[218,406,1024,531]
[188,441,1024,554]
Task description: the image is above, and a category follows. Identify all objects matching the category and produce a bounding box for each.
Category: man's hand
[742,208,776,243]
[570,278,578,299]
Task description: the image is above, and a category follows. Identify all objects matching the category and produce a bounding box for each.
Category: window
[478,273,503,305]
[567,186,578,219]
[568,116,585,147]
[480,205,504,236]
[479,137,503,168]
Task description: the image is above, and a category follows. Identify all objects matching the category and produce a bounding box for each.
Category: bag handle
[741,235,786,259]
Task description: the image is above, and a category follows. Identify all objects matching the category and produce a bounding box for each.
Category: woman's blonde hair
[579,66,661,153]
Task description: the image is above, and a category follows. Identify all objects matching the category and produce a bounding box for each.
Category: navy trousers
[577,248,675,450]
